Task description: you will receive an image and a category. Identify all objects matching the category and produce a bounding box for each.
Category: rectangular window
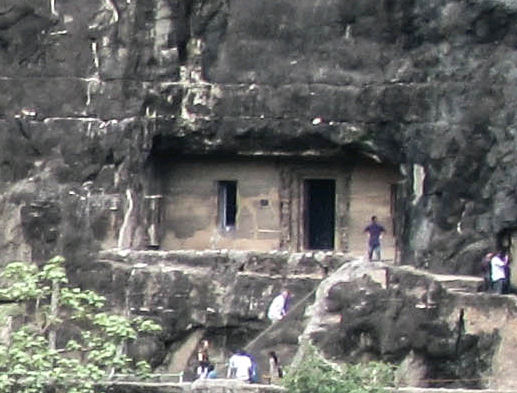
[218,181,237,230]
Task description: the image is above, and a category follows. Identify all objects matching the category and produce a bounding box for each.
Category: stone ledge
[101,382,517,393]
[102,380,286,393]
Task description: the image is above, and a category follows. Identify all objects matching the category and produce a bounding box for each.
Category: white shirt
[267,294,286,321]
[227,354,252,381]
[491,255,507,281]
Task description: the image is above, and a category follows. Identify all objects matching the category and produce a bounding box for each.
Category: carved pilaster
[279,168,293,250]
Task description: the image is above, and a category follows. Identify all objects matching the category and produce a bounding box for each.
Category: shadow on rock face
[0,3,56,65]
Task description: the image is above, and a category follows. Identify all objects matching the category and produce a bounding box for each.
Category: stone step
[434,277,482,293]
[397,266,483,294]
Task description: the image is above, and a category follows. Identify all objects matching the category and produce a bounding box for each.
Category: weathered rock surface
[301,260,517,389]
[90,250,341,377]
[1,0,517,386]
[1,0,517,272]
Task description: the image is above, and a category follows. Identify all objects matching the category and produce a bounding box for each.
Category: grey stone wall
[1,0,517,382]
[1,0,517,274]
[300,260,517,390]
[88,250,342,377]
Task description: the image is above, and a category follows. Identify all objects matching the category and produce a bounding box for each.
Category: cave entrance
[304,179,336,250]
[142,151,402,255]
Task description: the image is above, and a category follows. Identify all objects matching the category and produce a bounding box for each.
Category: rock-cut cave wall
[1,0,516,275]
[2,0,517,381]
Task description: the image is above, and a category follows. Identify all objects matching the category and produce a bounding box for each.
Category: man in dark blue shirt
[364,216,385,261]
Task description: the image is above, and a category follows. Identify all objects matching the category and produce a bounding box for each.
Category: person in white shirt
[227,351,252,382]
[491,251,508,294]
[267,290,290,322]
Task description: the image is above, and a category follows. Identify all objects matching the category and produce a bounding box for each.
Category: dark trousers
[484,273,492,292]
[368,244,381,261]
[492,279,505,294]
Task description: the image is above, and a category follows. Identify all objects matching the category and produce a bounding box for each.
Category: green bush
[0,256,162,393]
[282,344,396,393]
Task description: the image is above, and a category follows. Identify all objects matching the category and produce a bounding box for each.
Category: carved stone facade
[2,0,517,389]
[143,156,399,255]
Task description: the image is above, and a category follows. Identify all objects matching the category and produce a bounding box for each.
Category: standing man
[267,290,291,322]
[491,250,509,294]
[227,350,253,382]
[364,216,386,261]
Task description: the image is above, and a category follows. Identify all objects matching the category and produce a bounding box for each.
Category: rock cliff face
[301,261,517,389]
[1,0,516,272]
[90,250,336,376]
[1,0,517,384]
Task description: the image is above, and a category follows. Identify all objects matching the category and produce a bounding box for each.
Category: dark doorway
[304,179,335,250]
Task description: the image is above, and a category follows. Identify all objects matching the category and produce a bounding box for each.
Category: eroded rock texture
[0,0,517,384]
[302,261,517,389]
[1,0,516,271]
[91,250,337,378]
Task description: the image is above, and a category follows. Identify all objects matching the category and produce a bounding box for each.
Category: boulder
[300,260,517,389]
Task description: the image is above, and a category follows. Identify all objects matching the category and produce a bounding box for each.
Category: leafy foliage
[282,344,396,393]
[0,256,162,393]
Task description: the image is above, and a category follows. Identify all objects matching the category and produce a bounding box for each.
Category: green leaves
[0,256,162,393]
[0,256,68,302]
[61,287,106,319]
[40,256,68,283]
[0,262,43,301]
[93,313,137,340]
[282,344,396,393]
[134,317,163,333]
